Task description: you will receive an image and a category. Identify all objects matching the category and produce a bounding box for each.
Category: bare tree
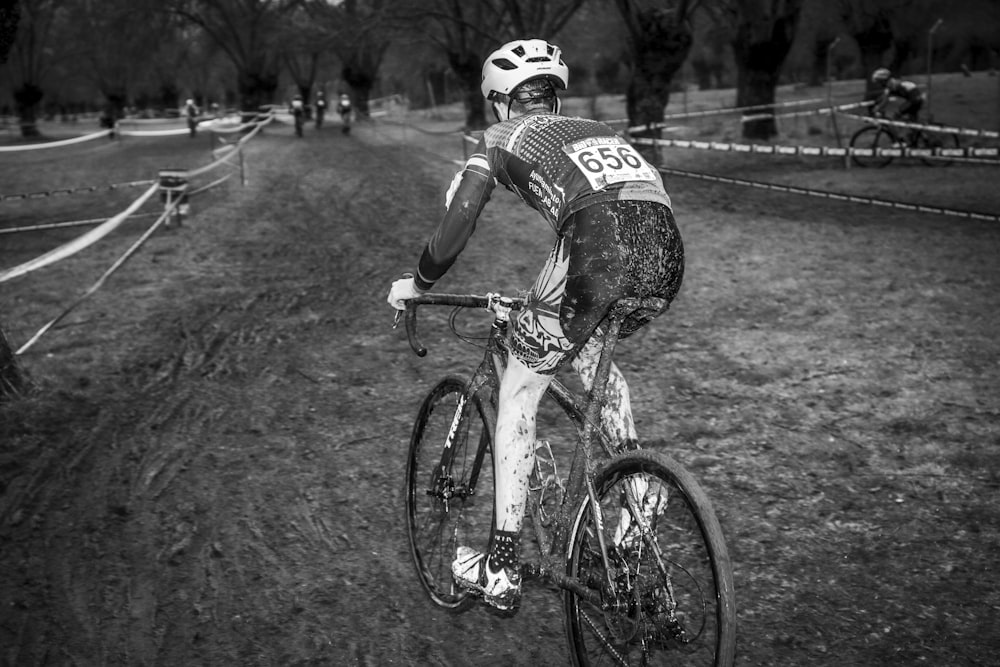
[5,0,61,137]
[172,0,303,111]
[282,4,326,109]
[0,0,17,64]
[705,0,805,139]
[838,0,898,99]
[416,0,585,129]
[61,0,176,121]
[304,0,397,117]
[614,0,695,147]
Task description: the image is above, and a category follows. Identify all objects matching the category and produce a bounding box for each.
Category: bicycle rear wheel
[405,377,494,611]
[564,449,736,666]
[849,126,896,167]
[914,130,960,167]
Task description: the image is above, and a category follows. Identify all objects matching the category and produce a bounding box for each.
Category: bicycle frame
[405,294,665,606]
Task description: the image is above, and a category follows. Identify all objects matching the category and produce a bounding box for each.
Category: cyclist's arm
[414,142,498,291]
[871,89,889,115]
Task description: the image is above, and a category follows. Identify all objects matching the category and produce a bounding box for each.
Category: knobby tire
[564,449,736,666]
[405,377,494,612]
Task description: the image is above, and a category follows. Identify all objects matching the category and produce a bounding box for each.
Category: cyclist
[183,98,199,138]
[315,91,327,129]
[387,39,684,612]
[337,93,352,134]
[290,94,305,137]
[870,67,924,122]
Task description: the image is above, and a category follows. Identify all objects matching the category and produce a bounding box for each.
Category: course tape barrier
[1,113,270,283]
[652,164,1000,223]
[1,179,154,202]
[630,135,1000,161]
[741,101,872,123]
[0,183,159,283]
[15,198,180,355]
[0,212,157,235]
[836,112,1000,139]
[4,113,272,354]
[0,129,113,152]
[0,113,271,152]
[627,98,863,134]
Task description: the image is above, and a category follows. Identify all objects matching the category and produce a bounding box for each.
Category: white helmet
[871,67,891,84]
[481,39,569,103]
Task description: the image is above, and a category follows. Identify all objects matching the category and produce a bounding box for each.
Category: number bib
[563,136,656,190]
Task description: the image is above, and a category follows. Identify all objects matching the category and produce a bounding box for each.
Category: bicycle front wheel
[850,126,896,167]
[564,449,736,666]
[405,377,494,612]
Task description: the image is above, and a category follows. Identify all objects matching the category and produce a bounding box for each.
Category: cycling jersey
[885,79,923,103]
[415,112,671,291]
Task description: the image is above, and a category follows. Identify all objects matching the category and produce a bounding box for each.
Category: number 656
[577,145,643,172]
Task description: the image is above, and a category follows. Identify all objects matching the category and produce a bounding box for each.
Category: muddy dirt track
[2,114,999,666]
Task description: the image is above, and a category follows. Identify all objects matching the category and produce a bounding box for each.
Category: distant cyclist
[315,91,327,129]
[870,68,925,122]
[183,98,199,138]
[290,94,305,137]
[387,39,683,612]
[337,93,352,134]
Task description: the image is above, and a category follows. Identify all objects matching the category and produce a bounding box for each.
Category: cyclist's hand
[388,276,421,310]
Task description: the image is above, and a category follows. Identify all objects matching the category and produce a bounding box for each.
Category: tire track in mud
[0,125,573,665]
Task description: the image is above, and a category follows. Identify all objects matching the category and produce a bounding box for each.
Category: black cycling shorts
[509,200,684,374]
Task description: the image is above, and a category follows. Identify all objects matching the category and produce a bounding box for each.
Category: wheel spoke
[564,450,735,665]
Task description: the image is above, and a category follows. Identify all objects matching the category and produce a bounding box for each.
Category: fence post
[827,37,843,150]
[926,19,943,121]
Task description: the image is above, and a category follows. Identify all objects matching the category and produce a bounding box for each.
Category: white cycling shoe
[452,546,522,612]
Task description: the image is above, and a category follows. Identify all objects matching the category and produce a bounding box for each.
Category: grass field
[1,74,998,665]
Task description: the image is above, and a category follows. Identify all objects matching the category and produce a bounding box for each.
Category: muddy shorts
[508,200,684,374]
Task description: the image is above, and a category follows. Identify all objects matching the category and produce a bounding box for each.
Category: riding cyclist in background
[337,93,352,134]
[387,39,684,612]
[870,67,925,122]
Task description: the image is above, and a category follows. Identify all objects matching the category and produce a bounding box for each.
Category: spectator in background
[184,98,199,138]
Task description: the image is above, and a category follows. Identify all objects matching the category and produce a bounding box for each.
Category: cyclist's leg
[570,336,637,448]
[453,235,572,608]
[494,354,552,536]
[496,234,573,533]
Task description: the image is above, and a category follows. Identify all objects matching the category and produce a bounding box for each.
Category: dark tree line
[1,0,996,141]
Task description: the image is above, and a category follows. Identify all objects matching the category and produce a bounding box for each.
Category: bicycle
[401,291,736,666]
[849,114,961,167]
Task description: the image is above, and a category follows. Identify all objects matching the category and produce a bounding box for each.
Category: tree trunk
[450,51,487,130]
[731,0,804,140]
[342,64,374,117]
[238,67,279,112]
[623,9,692,161]
[14,82,43,138]
[850,13,894,100]
[734,60,781,138]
